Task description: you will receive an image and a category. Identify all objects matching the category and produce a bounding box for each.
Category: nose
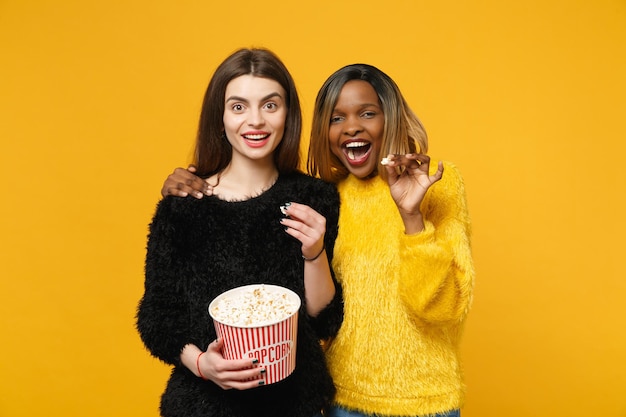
[247,108,265,126]
[343,116,362,136]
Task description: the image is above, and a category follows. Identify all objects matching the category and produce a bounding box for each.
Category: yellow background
[1,1,625,416]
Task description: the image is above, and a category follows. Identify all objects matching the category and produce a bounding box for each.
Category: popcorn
[210,285,299,327]
[380,157,391,165]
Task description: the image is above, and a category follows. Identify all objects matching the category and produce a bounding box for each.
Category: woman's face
[223,75,286,164]
[328,80,384,179]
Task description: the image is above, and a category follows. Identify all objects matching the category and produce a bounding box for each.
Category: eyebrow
[333,102,381,112]
[225,92,283,103]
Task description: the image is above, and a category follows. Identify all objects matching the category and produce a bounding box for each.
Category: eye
[264,102,278,111]
[362,111,377,118]
[330,115,344,124]
[232,103,245,113]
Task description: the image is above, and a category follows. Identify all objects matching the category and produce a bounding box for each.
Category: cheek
[273,117,286,133]
[274,109,287,127]
[328,124,344,144]
[328,127,343,157]
[370,124,384,157]
[330,146,342,159]
[223,114,242,130]
[372,140,382,159]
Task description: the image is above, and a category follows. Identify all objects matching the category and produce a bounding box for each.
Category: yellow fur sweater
[326,161,474,416]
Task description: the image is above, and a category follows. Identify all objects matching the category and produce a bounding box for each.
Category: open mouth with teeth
[343,141,372,165]
[243,133,270,141]
[242,133,271,148]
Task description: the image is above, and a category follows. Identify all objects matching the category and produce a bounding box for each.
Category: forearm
[303,250,335,317]
[180,343,203,377]
[401,212,425,235]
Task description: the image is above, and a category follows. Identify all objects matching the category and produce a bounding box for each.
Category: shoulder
[150,195,213,229]
[154,195,202,216]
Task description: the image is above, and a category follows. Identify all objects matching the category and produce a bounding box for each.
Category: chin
[346,165,377,179]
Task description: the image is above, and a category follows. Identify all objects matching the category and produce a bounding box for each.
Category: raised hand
[279,202,334,316]
[279,202,326,260]
[381,153,444,234]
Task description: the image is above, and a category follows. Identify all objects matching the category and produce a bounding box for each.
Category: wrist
[302,244,325,261]
[401,212,424,235]
[196,351,208,380]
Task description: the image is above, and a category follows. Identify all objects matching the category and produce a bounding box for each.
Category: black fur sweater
[136,172,342,417]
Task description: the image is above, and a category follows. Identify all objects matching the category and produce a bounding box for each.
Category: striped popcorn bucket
[208,285,300,384]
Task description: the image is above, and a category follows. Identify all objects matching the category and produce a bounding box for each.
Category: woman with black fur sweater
[136,48,342,417]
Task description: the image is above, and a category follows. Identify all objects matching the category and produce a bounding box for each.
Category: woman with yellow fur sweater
[305,64,474,417]
[161,63,474,417]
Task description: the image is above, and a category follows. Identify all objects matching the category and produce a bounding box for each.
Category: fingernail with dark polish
[279,202,291,215]
[258,380,265,386]
[252,358,259,364]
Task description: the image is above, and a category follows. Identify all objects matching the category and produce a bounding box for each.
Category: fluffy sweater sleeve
[397,161,474,326]
[136,197,205,366]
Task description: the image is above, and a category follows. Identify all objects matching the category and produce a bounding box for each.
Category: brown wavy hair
[193,48,302,177]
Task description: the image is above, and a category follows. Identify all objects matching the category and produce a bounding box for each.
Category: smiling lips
[343,140,372,165]
[243,132,271,148]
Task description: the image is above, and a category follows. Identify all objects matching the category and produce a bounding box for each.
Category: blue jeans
[325,406,460,417]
